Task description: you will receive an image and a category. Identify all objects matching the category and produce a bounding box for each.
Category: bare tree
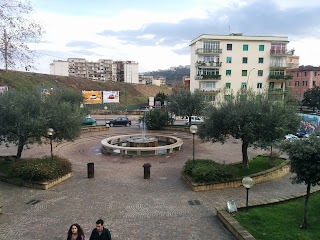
[0,0,43,70]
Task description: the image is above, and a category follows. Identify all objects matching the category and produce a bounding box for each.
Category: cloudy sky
[28,0,320,73]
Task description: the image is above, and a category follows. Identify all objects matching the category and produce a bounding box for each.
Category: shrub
[183,159,238,183]
[9,155,72,182]
[140,109,171,130]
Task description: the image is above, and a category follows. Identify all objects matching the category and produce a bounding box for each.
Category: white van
[184,116,204,125]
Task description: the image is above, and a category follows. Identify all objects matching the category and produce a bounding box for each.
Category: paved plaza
[0,126,311,240]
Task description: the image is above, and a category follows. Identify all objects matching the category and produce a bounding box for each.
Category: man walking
[89,219,111,240]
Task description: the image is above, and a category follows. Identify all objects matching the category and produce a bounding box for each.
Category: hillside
[0,70,172,107]
[144,67,190,85]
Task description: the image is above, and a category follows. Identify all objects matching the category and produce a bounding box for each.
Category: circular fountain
[101,134,183,156]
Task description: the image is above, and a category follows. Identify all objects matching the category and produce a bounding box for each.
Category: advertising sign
[149,97,154,106]
[103,91,120,103]
[82,91,102,104]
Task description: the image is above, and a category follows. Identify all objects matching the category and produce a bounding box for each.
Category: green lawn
[0,161,12,175]
[236,192,320,240]
[236,155,285,177]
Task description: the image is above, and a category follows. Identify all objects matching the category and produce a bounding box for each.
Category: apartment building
[139,74,153,85]
[287,66,320,101]
[190,33,297,102]
[49,58,139,83]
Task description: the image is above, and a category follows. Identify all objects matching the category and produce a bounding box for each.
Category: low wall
[181,160,290,191]
[81,126,109,133]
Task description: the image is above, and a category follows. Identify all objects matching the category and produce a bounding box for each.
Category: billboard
[149,97,154,106]
[103,91,119,103]
[82,91,102,104]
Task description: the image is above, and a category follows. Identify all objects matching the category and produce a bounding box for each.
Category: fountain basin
[101,134,183,156]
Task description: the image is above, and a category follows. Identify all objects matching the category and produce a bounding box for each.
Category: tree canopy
[168,89,207,124]
[199,89,301,168]
[302,86,320,111]
[0,0,43,70]
[0,89,84,159]
[281,136,320,229]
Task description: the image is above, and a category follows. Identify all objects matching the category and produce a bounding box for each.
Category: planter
[181,160,290,191]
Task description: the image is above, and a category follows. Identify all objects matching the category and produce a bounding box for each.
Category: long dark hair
[67,223,84,240]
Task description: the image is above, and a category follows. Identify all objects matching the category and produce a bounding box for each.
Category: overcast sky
[28,0,320,73]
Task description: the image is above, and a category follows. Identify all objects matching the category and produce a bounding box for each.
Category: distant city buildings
[189,33,299,102]
[50,58,139,84]
[287,66,320,101]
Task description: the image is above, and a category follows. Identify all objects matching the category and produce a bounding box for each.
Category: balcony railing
[196,48,222,54]
[268,74,293,80]
[270,49,294,56]
[195,61,222,68]
[195,74,222,80]
[269,64,288,69]
[200,88,221,93]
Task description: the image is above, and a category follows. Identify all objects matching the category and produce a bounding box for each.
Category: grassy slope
[0,70,172,106]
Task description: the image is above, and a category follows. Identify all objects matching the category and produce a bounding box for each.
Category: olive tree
[199,89,301,168]
[168,89,207,125]
[0,89,83,159]
[0,0,43,70]
[281,136,320,229]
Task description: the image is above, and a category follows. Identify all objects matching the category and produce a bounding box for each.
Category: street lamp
[242,176,254,211]
[190,125,198,161]
[47,128,54,160]
[246,68,256,88]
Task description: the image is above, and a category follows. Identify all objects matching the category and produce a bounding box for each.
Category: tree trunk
[301,183,311,229]
[16,139,25,160]
[270,144,273,157]
[241,140,249,169]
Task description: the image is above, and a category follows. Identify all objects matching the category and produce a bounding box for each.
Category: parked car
[284,134,298,141]
[106,117,131,127]
[184,116,204,125]
[82,116,96,126]
[294,130,308,138]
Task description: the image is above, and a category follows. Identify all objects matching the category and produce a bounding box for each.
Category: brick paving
[0,126,312,240]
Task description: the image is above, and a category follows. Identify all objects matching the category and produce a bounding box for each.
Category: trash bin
[143,163,151,179]
[87,162,94,178]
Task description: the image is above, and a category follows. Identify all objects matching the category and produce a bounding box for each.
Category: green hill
[0,70,172,109]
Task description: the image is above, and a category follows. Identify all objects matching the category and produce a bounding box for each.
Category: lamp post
[47,128,54,160]
[246,68,256,88]
[242,176,254,211]
[190,125,198,161]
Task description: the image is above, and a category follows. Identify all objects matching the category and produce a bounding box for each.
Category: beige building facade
[190,33,297,102]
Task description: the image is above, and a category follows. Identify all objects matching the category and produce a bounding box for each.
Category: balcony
[268,74,293,80]
[195,61,222,68]
[195,48,222,55]
[195,74,222,80]
[270,49,295,56]
[269,64,289,69]
[200,88,221,94]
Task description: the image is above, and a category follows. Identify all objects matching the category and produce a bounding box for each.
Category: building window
[224,95,231,101]
[258,70,263,76]
[226,82,231,88]
[243,44,248,51]
[304,72,307,77]
[288,81,292,86]
[259,45,264,51]
[297,72,299,77]
[314,71,317,76]
[257,82,262,88]
[227,44,232,50]
[242,57,248,64]
[258,58,264,63]
[303,81,307,86]
[269,82,274,88]
[226,70,231,76]
[226,57,232,63]
[295,81,299,86]
[241,82,247,89]
[242,70,247,76]
[313,81,316,86]
[205,95,215,102]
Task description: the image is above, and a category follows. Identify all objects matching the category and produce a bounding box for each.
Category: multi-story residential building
[286,66,320,101]
[49,58,139,83]
[190,33,296,102]
[183,76,190,89]
[152,77,166,86]
[139,74,153,85]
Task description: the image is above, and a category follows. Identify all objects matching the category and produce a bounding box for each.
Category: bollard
[143,163,151,179]
[87,162,94,178]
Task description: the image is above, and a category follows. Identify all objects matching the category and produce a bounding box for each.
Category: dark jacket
[89,227,111,240]
[67,234,84,240]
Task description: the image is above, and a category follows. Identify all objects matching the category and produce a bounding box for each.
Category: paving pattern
[0,126,312,240]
